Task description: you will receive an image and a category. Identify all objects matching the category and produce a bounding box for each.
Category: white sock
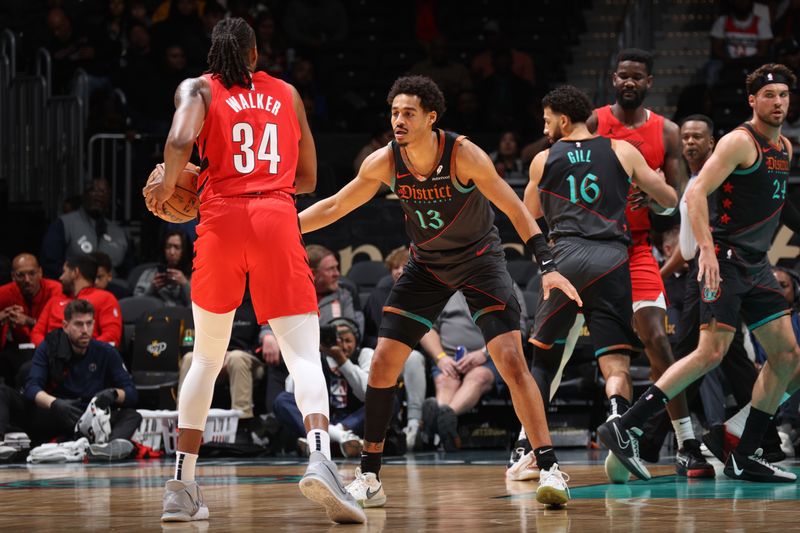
[726,393,792,438]
[307,429,331,460]
[671,417,695,447]
[726,403,750,438]
[328,423,345,443]
[517,427,527,442]
[175,451,198,482]
[406,418,420,430]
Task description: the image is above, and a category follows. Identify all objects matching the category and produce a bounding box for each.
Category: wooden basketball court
[0,450,796,531]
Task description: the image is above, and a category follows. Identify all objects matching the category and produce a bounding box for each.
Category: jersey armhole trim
[450,135,475,193]
[731,127,762,175]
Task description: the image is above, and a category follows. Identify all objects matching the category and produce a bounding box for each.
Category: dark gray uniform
[531,136,640,357]
[380,129,521,348]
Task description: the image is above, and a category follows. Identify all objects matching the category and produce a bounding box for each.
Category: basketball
[146,162,200,223]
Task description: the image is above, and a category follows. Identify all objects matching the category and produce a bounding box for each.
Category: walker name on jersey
[225,93,282,115]
[396,183,453,201]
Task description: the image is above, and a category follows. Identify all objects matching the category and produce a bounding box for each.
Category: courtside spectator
[31,255,122,347]
[133,231,192,306]
[0,300,140,456]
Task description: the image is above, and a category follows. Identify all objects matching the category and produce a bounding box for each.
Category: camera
[319,325,338,348]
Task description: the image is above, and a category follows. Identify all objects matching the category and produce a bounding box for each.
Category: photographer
[133,231,191,306]
[0,299,140,458]
[273,317,378,457]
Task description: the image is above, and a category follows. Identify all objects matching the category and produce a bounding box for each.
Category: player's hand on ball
[542,271,583,307]
[143,163,175,217]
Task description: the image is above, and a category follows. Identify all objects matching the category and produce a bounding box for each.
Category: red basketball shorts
[628,243,667,309]
[192,194,318,323]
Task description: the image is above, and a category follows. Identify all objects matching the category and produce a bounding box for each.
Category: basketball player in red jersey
[143,18,365,524]
[588,49,713,477]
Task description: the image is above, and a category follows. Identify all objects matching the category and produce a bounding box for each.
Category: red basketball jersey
[196,71,300,202]
[595,105,665,244]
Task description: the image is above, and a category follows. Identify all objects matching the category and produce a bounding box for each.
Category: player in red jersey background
[144,18,365,525]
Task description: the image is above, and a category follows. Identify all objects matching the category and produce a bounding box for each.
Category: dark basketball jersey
[390,129,496,258]
[712,122,790,258]
[539,136,630,244]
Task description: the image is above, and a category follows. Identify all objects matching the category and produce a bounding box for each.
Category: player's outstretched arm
[461,141,582,306]
[616,140,678,209]
[522,150,548,220]
[687,130,753,292]
[289,84,317,194]
[144,77,209,216]
[298,147,391,234]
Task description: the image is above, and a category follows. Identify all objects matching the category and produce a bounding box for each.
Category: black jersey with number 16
[390,129,496,257]
[539,136,631,244]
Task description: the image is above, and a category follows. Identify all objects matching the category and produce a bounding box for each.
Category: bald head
[11,253,43,298]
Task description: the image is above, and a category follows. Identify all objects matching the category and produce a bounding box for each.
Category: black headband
[749,72,796,95]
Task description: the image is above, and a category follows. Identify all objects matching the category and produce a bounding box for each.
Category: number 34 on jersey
[232,122,281,174]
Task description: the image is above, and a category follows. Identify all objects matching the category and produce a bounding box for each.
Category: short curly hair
[541,85,593,124]
[386,75,446,122]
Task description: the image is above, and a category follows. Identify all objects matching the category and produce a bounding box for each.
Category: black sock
[736,407,774,456]
[609,395,630,417]
[534,446,557,471]
[620,386,668,431]
[532,344,565,411]
[364,385,397,442]
[360,451,383,480]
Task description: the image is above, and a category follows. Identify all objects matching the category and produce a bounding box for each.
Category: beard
[757,109,786,128]
[617,89,646,110]
[61,279,75,297]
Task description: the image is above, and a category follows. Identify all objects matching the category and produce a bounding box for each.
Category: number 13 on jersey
[232,122,281,174]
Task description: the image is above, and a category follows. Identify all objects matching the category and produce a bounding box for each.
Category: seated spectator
[92,252,129,300]
[442,89,486,135]
[133,231,192,307]
[419,287,527,451]
[471,20,535,85]
[254,10,288,78]
[353,127,394,173]
[0,299,140,458]
[40,178,133,279]
[282,0,348,52]
[707,0,772,85]
[361,245,426,449]
[489,131,527,190]
[31,255,122,348]
[150,0,208,74]
[178,290,264,444]
[274,317,375,457]
[409,36,472,103]
[0,254,62,386]
[45,7,110,94]
[476,48,534,133]
[0,254,62,350]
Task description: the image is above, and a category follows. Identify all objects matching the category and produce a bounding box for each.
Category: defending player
[524,85,677,482]
[143,18,365,523]
[600,63,800,483]
[300,75,582,507]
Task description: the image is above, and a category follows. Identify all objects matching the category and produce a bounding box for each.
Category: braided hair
[207,18,256,89]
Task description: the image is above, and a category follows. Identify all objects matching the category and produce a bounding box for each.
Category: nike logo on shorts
[476,244,491,256]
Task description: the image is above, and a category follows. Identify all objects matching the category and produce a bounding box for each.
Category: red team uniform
[595,105,667,305]
[192,71,317,322]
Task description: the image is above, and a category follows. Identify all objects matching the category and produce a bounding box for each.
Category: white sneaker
[506,449,539,481]
[299,452,366,523]
[345,467,387,508]
[604,451,631,484]
[536,463,570,507]
[161,479,209,522]
[339,430,363,458]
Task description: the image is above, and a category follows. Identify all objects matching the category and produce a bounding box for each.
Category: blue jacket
[24,334,138,407]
